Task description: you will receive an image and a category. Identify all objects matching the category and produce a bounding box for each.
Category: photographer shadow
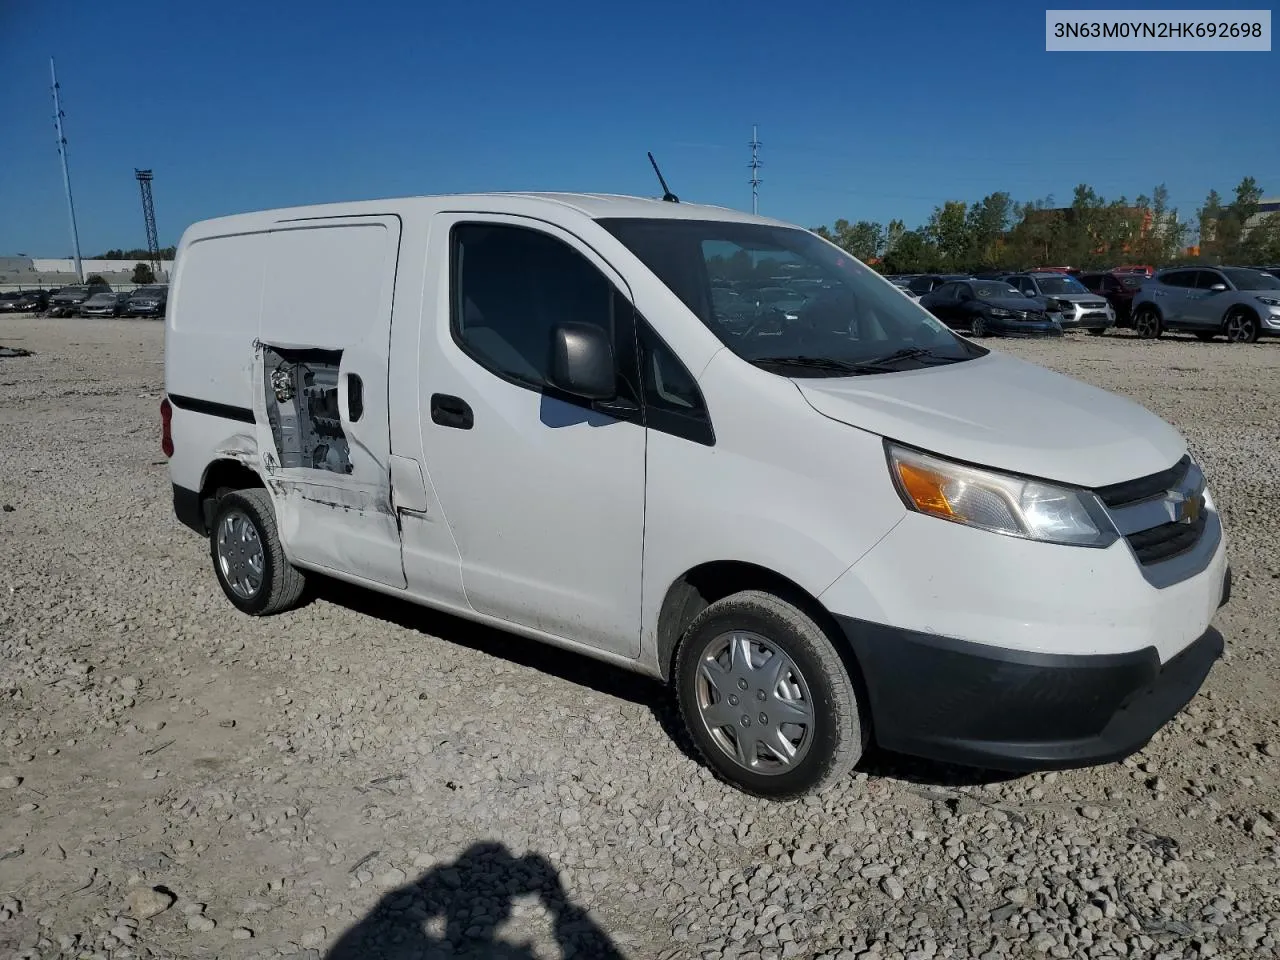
[325,841,627,960]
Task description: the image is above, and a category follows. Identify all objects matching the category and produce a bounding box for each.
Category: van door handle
[347,374,364,422]
[431,393,474,430]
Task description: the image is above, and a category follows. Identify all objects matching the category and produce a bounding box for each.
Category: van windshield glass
[598,218,983,375]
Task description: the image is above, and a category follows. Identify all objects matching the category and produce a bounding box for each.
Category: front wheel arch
[655,561,874,736]
[1222,306,1260,343]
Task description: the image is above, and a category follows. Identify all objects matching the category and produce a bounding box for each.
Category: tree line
[94,246,177,260]
[813,177,1280,274]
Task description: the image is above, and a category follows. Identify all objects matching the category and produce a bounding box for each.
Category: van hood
[794,350,1186,488]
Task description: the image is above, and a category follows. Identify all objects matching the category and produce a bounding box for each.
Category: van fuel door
[389,455,430,515]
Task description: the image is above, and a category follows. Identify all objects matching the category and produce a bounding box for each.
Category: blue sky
[1,0,1276,255]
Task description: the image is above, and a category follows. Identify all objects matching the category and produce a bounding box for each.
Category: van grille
[1094,455,1191,508]
[1125,512,1208,565]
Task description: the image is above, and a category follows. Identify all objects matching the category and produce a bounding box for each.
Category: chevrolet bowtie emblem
[1173,491,1204,525]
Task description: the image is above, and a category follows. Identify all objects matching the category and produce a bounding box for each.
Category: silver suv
[1131,266,1280,343]
[1003,272,1116,334]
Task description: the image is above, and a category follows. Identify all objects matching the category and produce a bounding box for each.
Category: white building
[0,256,173,291]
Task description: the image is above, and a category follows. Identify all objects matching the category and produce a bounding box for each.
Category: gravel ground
[1,316,1278,960]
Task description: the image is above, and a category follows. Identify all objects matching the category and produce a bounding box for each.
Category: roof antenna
[647,152,679,203]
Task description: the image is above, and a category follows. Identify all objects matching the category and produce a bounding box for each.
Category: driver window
[956,284,974,301]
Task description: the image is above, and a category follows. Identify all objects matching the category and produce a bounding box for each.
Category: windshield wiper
[752,347,964,377]
[749,356,869,375]
[858,346,970,369]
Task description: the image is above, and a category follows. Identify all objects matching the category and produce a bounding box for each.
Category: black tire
[1195,331,1217,342]
[970,316,987,338]
[209,489,307,616]
[1223,308,1260,344]
[674,590,865,799]
[1133,306,1163,339]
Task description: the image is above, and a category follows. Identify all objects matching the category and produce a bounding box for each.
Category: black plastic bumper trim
[172,483,206,535]
[837,614,1223,772]
[168,393,255,424]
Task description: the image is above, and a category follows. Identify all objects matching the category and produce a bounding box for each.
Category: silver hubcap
[216,510,264,599]
[1138,312,1156,336]
[695,631,814,775]
[1226,314,1252,341]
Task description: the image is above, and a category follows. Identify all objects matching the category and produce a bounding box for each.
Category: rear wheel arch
[197,459,265,533]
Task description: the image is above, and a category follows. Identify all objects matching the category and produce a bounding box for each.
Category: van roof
[179,192,797,241]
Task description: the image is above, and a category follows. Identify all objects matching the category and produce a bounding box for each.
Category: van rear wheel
[210,489,307,616]
[674,590,865,799]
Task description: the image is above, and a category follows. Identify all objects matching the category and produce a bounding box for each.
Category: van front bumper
[835,569,1228,771]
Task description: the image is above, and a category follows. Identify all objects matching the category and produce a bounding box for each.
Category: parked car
[905,273,971,297]
[746,285,810,320]
[1112,265,1155,278]
[48,281,111,316]
[126,284,168,318]
[164,192,1229,799]
[1078,272,1146,325]
[1130,266,1280,342]
[0,292,22,312]
[15,289,50,313]
[883,275,923,300]
[1002,271,1115,334]
[1254,265,1280,281]
[79,291,132,317]
[919,279,1063,337]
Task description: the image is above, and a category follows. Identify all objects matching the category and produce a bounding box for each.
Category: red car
[1079,271,1148,325]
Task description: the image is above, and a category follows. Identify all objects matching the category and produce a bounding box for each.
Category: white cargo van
[162,193,1230,798]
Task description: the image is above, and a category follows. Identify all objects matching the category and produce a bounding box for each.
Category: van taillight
[160,396,174,457]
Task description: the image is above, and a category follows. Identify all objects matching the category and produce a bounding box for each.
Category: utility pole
[50,57,83,282]
[135,170,160,279]
[748,124,762,216]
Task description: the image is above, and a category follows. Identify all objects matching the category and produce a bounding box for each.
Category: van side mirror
[550,323,616,401]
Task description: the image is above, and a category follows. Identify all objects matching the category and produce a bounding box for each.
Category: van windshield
[598,218,983,375]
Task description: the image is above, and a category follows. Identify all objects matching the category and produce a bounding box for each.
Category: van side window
[636,320,714,446]
[452,224,614,390]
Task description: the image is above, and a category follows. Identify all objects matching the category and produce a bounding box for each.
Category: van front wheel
[674,590,865,799]
[210,489,307,616]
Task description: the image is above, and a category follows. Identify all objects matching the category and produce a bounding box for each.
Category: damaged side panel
[262,345,351,475]
[250,338,406,590]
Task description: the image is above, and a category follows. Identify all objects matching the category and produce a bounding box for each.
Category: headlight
[988,307,1016,318]
[1257,296,1280,307]
[886,443,1117,547]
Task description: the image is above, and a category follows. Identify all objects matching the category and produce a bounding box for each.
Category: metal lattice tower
[748,124,762,215]
[135,170,160,279]
[50,58,84,282]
